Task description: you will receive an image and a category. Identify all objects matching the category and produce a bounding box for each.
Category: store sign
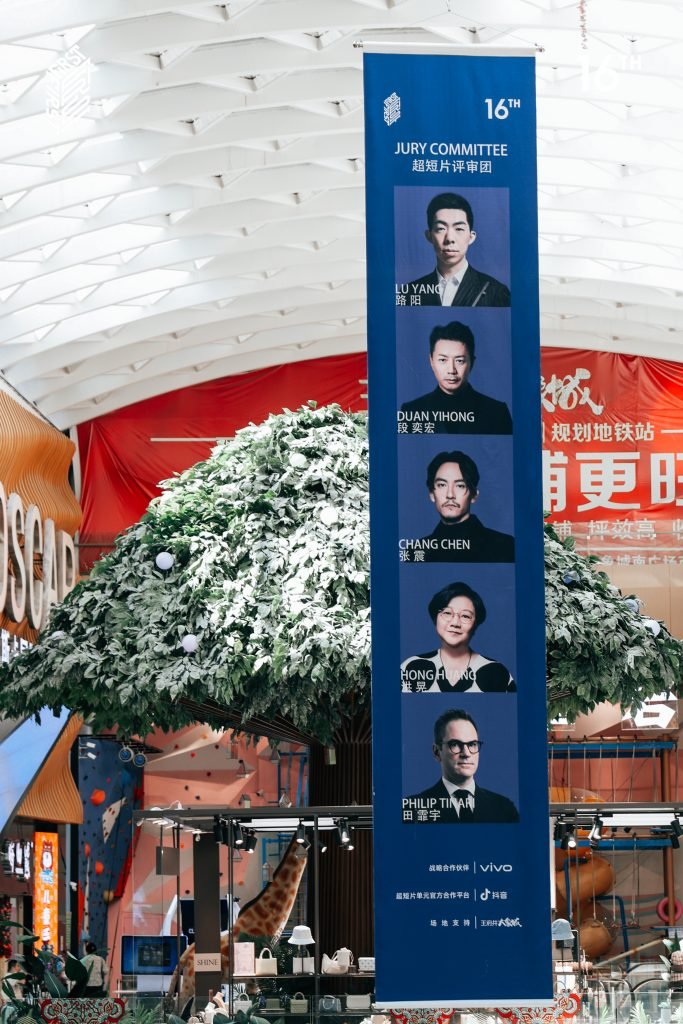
[0,483,77,630]
[195,953,221,972]
[1,839,33,878]
[542,349,683,561]
[364,47,552,1006]
[34,831,58,947]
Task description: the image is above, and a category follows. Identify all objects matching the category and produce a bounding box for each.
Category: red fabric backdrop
[76,353,367,569]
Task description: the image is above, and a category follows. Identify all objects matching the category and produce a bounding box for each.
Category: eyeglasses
[437,608,475,624]
[441,740,483,754]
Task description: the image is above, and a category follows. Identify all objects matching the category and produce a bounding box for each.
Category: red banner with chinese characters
[541,348,683,558]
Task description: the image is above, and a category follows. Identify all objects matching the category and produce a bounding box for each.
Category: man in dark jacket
[403,708,519,824]
[399,320,512,434]
[402,193,510,307]
[409,450,514,563]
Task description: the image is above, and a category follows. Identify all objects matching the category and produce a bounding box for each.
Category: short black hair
[433,708,478,747]
[85,941,97,954]
[426,451,479,493]
[7,960,18,971]
[429,321,476,361]
[427,581,487,629]
[426,193,474,231]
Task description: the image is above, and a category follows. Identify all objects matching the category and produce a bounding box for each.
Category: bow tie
[451,789,474,817]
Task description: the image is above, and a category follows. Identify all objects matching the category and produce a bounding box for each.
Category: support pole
[661,747,677,927]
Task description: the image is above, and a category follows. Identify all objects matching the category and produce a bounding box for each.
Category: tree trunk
[307,709,373,961]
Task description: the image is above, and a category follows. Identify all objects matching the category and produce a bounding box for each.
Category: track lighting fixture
[244,831,258,854]
[233,822,244,847]
[589,814,603,849]
[295,821,306,845]
[336,818,350,846]
[671,818,683,838]
[318,837,328,854]
[672,834,680,850]
[213,815,222,843]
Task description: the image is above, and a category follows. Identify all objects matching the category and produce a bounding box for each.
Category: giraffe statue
[170,835,308,1002]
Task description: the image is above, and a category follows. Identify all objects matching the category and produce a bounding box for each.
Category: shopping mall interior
[0,2,682,1023]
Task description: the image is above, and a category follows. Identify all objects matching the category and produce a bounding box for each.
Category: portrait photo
[395,186,510,308]
[399,563,516,687]
[396,311,513,435]
[401,694,520,824]
[397,436,515,562]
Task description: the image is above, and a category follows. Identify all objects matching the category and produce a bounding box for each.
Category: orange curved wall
[0,391,82,641]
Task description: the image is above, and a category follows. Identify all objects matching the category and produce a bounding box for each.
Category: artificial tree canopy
[0,403,680,742]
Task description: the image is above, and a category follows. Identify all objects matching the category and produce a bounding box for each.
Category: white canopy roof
[1,0,681,427]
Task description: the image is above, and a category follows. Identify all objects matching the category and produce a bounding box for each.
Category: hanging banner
[542,347,683,561]
[364,46,552,1007]
[34,830,59,949]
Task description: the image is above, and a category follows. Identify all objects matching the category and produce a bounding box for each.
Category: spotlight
[336,818,350,846]
[672,834,680,850]
[589,815,603,849]
[118,746,133,764]
[318,837,328,854]
[567,828,576,850]
[244,831,258,854]
[133,751,147,768]
[671,818,683,838]
[213,816,223,843]
[295,822,306,845]
[233,822,244,847]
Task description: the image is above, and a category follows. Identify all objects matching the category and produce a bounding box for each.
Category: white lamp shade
[288,925,314,945]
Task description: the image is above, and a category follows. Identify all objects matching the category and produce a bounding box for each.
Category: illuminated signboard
[34,831,58,948]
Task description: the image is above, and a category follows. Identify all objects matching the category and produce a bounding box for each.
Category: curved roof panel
[1,0,681,426]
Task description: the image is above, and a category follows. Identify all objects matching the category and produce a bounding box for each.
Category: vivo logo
[479,863,513,872]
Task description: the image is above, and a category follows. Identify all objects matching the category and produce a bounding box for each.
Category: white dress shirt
[437,259,469,306]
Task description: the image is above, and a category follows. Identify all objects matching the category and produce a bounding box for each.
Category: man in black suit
[402,193,510,307]
[411,450,514,562]
[399,321,512,434]
[403,708,519,824]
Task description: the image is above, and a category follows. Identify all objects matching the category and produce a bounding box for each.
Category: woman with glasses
[400,580,515,693]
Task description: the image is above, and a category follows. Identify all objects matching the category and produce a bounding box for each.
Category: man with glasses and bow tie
[404,708,519,823]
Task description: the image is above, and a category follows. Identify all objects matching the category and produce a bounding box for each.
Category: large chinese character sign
[364,46,552,1006]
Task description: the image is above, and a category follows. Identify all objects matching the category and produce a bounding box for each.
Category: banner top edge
[359,41,537,57]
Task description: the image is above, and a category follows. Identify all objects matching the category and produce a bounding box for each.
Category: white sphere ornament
[643,618,662,637]
[155,551,175,571]
[181,634,199,654]
[319,506,339,527]
[624,598,640,614]
[290,453,307,469]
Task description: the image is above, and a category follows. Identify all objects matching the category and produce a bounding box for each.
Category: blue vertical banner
[364,46,552,1007]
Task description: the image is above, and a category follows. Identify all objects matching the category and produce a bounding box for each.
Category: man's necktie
[452,789,474,819]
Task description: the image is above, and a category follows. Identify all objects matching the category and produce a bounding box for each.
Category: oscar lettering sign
[0,483,77,631]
